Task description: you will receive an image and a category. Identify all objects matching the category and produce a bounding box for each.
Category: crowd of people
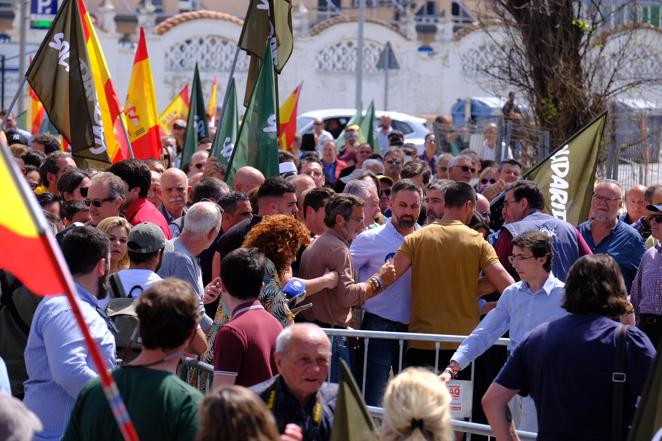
[0,109,660,441]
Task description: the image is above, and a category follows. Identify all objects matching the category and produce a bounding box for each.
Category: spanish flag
[159,84,190,136]
[28,87,47,136]
[0,143,140,440]
[278,82,302,151]
[125,27,160,160]
[208,77,218,128]
[26,0,131,168]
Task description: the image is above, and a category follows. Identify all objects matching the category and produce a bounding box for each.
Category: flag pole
[1,75,28,131]
[0,143,140,441]
[118,114,136,159]
[211,47,240,158]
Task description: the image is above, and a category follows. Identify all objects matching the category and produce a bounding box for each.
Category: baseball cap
[647,203,662,213]
[0,393,43,441]
[127,222,173,253]
[5,130,28,146]
[376,175,394,185]
[172,119,186,129]
[279,161,298,177]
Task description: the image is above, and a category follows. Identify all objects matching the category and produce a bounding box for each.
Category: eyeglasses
[481,178,497,185]
[84,196,116,207]
[80,186,89,197]
[380,188,392,197]
[386,159,402,165]
[648,214,662,224]
[592,194,620,203]
[508,255,536,264]
[313,122,323,126]
[452,165,477,174]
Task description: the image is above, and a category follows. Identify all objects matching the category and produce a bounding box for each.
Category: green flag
[211,78,239,170]
[627,348,662,441]
[359,101,378,153]
[523,111,607,226]
[331,359,376,441]
[181,64,209,168]
[239,0,293,105]
[226,46,279,187]
[335,109,361,152]
[26,0,114,169]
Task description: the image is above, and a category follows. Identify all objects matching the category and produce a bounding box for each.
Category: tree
[468,1,662,147]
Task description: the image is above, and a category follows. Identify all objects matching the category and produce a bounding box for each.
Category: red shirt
[213,300,282,387]
[125,197,172,239]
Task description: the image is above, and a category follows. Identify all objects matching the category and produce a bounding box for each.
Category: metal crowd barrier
[178,329,537,440]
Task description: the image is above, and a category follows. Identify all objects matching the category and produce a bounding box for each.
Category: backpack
[106,274,142,362]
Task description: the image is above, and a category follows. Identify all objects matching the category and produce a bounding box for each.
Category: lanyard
[266,381,322,439]
[232,304,264,319]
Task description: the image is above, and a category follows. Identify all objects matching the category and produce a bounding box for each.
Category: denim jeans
[358,312,408,406]
[329,335,352,383]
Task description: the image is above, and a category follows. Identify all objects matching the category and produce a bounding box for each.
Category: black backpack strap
[0,272,31,336]
[108,273,128,299]
[612,324,629,441]
[127,285,144,299]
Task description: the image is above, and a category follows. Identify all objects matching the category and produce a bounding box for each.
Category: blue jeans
[359,312,408,406]
[329,335,352,383]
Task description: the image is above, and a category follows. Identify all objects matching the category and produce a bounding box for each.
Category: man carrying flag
[125,27,160,160]
[26,0,131,169]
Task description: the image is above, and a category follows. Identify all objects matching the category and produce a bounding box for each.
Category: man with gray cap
[112,222,173,298]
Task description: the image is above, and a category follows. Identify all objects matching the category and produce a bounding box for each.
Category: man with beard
[112,222,172,298]
[23,226,116,441]
[349,180,423,405]
[424,180,452,225]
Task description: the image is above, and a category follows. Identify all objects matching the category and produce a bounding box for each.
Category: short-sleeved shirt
[496,314,656,441]
[62,367,202,441]
[579,220,645,292]
[116,269,162,298]
[213,300,282,387]
[398,220,499,349]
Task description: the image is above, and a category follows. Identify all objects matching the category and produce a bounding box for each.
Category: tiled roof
[309,15,409,39]
[154,10,243,35]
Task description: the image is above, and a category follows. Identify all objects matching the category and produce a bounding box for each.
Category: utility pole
[18,0,29,115]
[355,0,365,110]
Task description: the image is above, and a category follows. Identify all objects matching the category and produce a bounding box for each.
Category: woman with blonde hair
[381,368,453,441]
[96,216,131,273]
[196,386,284,441]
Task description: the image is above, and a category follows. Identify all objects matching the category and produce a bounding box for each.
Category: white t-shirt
[116,269,162,298]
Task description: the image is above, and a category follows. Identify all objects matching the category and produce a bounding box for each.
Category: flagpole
[0,143,140,441]
[1,75,28,131]
[211,47,240,158]
[118,115,136,159]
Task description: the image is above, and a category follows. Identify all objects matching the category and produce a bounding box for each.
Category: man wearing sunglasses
[86,172,126,227]
[496,180,590,282]
[383,147,404,183]
[447,155,475,184]
[631,203,662,348]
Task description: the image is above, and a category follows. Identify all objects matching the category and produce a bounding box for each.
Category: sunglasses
[84,196,115,208]
[380,188,392,197]
[452,165,477,173]
[80,186,89,197]
[648,214,662,223]
[313,122,323,126]
[386,159,402,165]
[193,163,204,170]
[481,178,497,185]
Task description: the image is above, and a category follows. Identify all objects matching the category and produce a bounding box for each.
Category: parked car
[297,108,429,150]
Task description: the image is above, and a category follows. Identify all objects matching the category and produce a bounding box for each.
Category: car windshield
[372,118,414,135]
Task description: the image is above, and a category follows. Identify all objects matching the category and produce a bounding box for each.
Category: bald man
[622,184,648,225]
[288,174,316,221]
[234,166,265,193]
[188,150,209,179]
[159,168,189,237]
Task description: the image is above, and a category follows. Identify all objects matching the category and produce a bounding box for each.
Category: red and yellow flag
[77,0,131,162]
[125,27,160,160]
[208,77,218,128]
[159,84,190,136]
[28,87,47,136]
[278,82,302,151]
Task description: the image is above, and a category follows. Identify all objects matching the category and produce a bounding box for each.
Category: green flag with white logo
[523,111,606,226]
[226,46,279,187]
[212,78,238,170]
[181,64,209,168]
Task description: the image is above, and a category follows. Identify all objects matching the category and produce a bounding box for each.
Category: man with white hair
[362,158,384,175]
[344,179,380,229]
[158,201,223,331]
[447,155,475,183]
[252,323,337,441]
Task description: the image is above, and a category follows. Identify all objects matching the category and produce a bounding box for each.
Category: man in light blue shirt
[441,231,567,432]
[23,226,117,441]
[350,179,422,405]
